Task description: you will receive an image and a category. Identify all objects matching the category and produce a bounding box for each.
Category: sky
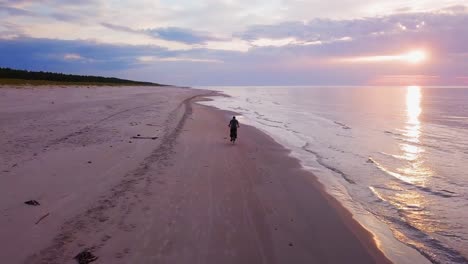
[1,0,468,86]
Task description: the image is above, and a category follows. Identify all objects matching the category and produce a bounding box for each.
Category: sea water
[199,86,468,264]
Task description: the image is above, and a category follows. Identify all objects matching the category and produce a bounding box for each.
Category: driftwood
[131,136,158,140]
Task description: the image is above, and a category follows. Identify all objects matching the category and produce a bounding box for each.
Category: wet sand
[0,86,390,263]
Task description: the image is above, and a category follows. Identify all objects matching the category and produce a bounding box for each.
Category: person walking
[228,116,240,143]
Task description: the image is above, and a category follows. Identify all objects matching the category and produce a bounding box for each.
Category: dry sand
[0,86,390,263]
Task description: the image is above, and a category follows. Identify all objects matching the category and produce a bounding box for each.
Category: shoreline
[193,101,392,263]
[199,95,395,261]
[1,85,390,263]
[198,87,436,264]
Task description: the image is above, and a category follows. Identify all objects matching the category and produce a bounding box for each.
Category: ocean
[199,86,468,264]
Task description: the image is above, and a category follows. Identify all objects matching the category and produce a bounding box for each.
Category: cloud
[0,37,172,72]
[145,27,223,44]
[0,36,232,71]
[0,4,34,16]
[137,56,223,63]
[0,21,24,39]
[49,12,82,22]
[1,3,468,85]
[0,0,99,25]
[100,22,137,34]
[101,22,223,44]
[63,53,83,61]
[237,10,468,46]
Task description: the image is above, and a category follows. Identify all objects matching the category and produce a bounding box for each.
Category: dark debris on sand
[24,200,40,206]
[74,250,98,264]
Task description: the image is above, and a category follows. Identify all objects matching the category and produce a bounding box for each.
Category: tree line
[0,67,161,86]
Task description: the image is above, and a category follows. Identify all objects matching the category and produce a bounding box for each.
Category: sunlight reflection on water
[388,86,440,233]
[400,86,432,185]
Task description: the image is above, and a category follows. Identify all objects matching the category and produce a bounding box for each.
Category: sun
[404,50,427,64]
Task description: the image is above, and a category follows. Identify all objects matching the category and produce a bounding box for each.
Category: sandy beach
[0,86,390,263]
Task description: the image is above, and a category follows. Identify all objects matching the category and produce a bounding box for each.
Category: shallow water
[200,86,468,264]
